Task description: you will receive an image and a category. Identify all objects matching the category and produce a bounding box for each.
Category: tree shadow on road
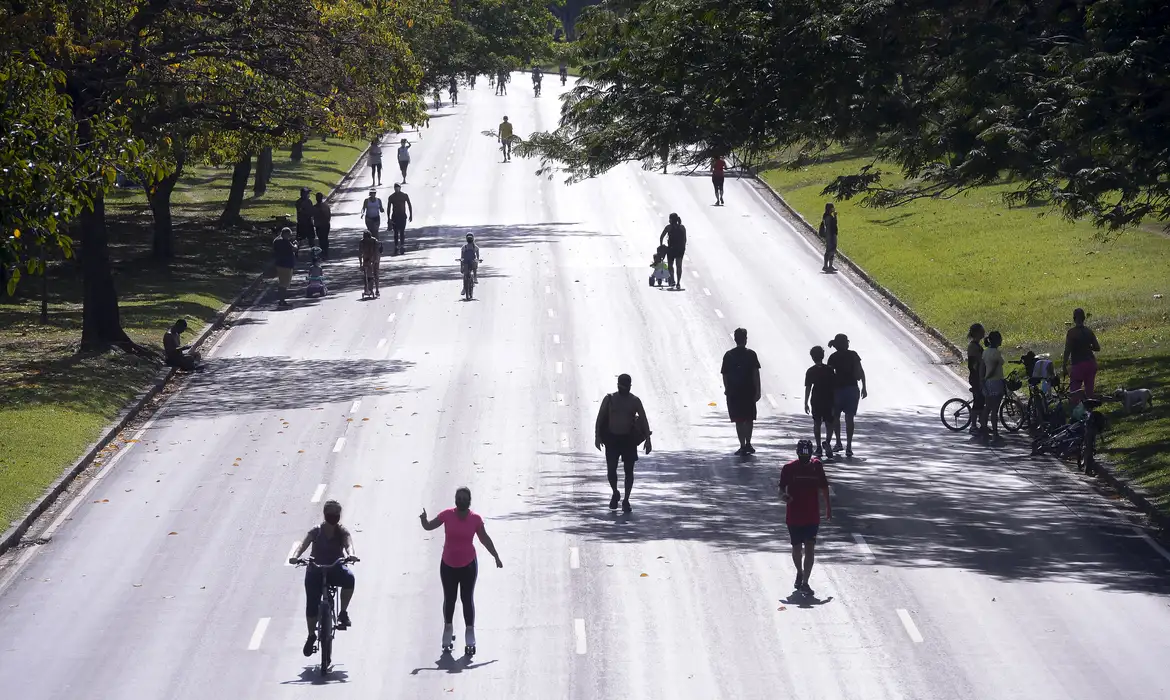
[508,407,1170,593]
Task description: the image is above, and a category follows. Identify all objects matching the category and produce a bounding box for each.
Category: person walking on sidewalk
[419,487,503,656]
[295,187,316,245]
[779,440,831,596]
[595,373,653,513]
[1062,307,1100,406]
[312,192,331,259]
[397,138,412,183]
[722,327,762,455]
[272,227,298,307]
[368,139,383,186]
[387,183,413,255]
[712,155,726,206]
[819,203,838,272]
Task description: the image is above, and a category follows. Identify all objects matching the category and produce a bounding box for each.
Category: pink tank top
[438,508,483,568]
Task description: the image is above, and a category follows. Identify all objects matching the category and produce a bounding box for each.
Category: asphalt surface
[2,74,1169,700]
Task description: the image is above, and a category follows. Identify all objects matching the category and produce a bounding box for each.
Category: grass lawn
[761,153,1170,517]
[0,139,363,530]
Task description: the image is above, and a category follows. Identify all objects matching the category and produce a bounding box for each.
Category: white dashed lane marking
[247,618,271,651]
[569,547,580,569]
[350,400,361,414]
[575,619,587,654]
[311,484,327,503]
[897,609,924,643]
[766,394,778,409]
[714,309,724,319]
[332,438,346,453]
[852,533,876,562]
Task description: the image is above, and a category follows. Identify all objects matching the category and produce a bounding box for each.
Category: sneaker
[822,440,833,459]
[622,499,632,513]
[800,579,815,596]
[303,633,317,657]
[338,610,351,628]
[834,441,844,452]
[609,493,620,509]
[793,572,803,590]
[734,446,746,456]
[745,444,756,454]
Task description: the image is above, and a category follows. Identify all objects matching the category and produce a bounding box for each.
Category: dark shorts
[604,434,638,468]
[668,246,685,260]
[390,213,407,233]
[787,523,819,544]
[727,394,757,422]
[810,400,834,424]
[304,564,355,616]
[712,175,725,190]
[834,385,861,417]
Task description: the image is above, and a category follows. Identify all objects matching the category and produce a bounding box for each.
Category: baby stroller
[648,244,670,287]
[306,246,328,297]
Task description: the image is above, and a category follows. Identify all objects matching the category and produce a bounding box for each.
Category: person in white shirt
[397,139,412,183]
[360,190,383,236]
[368,140,382,186]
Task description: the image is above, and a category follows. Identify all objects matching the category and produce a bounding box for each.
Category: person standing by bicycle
[290,500,359,657]
[966,323,986,434]
[420,487,504,655]
[980,330,1006,439]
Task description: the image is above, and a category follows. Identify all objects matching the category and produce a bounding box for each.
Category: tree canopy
[521,0,1170,232]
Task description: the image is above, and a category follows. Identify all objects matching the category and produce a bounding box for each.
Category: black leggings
[440,559,478,625]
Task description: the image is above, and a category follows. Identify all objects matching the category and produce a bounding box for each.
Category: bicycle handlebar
[293,556,357,569]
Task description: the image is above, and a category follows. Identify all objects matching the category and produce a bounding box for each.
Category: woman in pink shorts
[1062,307,1101,406]
[420,487,503,655]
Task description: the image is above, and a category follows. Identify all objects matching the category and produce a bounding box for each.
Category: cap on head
[466,233,474,241]
[369,189,377,196]
[280,227,293,238]
[393,183,401,191]
[617,373,632,387]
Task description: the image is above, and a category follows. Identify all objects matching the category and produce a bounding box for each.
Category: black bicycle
[295,556,358,676]
[939,368,1025,432]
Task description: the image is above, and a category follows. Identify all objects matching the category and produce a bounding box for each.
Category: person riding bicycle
[531,66,543,95]
[498,116,514,162]
[290,500,359,657]
[461,233,481,284]
[559,62,568,85]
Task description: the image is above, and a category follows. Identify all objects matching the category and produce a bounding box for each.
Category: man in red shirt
[712,155,726,206]
[779,439,832,595]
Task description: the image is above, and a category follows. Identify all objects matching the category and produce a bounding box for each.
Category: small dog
[1114,387,1153,413]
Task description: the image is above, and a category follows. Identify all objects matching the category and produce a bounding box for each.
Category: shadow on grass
[503,408,1170,593]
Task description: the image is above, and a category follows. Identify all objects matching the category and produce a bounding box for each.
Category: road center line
[545,285,552,294]
[703,288,711,296]
[896,609,924,643]
[852,533,876,562]
[691,270,700,278]
[766,393,778,409]
[714,309,724,319]
[332,438,346,453]
[311,484,327,503]
[387,313,396,323]
[247,618,272,650]
[552,334,560,344]
[569,547,580,569]
[396,292,403,300]
[376,338,387,350]
[556,362,563,374]
[574,618,587,654]
[547,309,555,318]
[350,400,361,414]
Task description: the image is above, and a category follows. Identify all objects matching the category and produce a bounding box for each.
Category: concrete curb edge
[0,141,372,557]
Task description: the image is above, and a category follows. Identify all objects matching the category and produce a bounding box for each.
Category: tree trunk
[254,146,273,196]
[147,151,184,260]
[290,138,305,161]
[79,193,131,349]
[221,154,253,225]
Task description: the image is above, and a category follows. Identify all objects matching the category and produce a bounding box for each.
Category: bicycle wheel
[940,398,972,431]
[999,397,1025,433]
[319,593,334,675]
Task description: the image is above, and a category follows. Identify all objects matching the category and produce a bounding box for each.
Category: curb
[748,166,1168,535]
[0,141,372,558]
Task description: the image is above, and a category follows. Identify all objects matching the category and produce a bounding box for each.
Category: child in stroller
[306,246,327,297]
[649,245,671,287]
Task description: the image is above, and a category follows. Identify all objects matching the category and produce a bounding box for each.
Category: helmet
[466,233,474,242]
[796,440,814,457]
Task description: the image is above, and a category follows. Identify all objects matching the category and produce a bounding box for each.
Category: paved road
[2,75,1169,700]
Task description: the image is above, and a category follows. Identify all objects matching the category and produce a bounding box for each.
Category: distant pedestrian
[803,345,835,458]
[498,116,514,162]
[387,183,413,255]
[658,213,687,289]
[312,192,331,259]
[712,155,726,206]
[1062,307,1100,406]
[397,138,412,183]
[295,187,315,244]
[827,333,866,457]
[368,139,383,186]
[722,328,762,455]
[779,440,831,596]
[594,373,653,513]
[273,227,298,307]
[966,323,986,433]
[981,330,1006,438]
[819,203,838,272]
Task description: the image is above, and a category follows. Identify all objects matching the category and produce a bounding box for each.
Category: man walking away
[658,213,687,289]
[295,187,316,244]
[312,192,331,259]
[273,227,298,307]
[595,374,653,513]
[368,139,383,186]
[819,203,838,272]
[499,116,514,162]
[397,138,412,183]
[721,327,762,455]
[387,183,413,255]
[712,156,726,206]
[827,333,867,458]
[779,440,831,595]
[803,345,836,458]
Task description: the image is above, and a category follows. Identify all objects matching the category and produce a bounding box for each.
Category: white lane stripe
[714,309,724,319]
[332,438,346,453]
[311,484,327,503]
[397,292,404,300]
[569,547,580,569]
[852,533,876,562]
[556,362,563,374]
[552,334,560,344]
[896,609,924,643]
[574,618,587,654]
[247,618,271,650]
[692,270,700,278]
[766,394,778,409]
[703,288,711,296]
[376,338,387,350]
[387,313,396,323]
[547,309,555,318]
[545,285,552,294]
[285,541,301,565]
[1133,526,1170,564]
[350,400,361,414]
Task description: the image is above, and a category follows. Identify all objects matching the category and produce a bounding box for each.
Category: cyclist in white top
[360,190,383,236]
[397,139,412,183]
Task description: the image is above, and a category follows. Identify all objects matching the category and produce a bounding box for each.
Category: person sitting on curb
[163,319,203,372]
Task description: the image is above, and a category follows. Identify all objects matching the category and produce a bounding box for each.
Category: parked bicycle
[294,556,359,676]
[1031,398,1108,474]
